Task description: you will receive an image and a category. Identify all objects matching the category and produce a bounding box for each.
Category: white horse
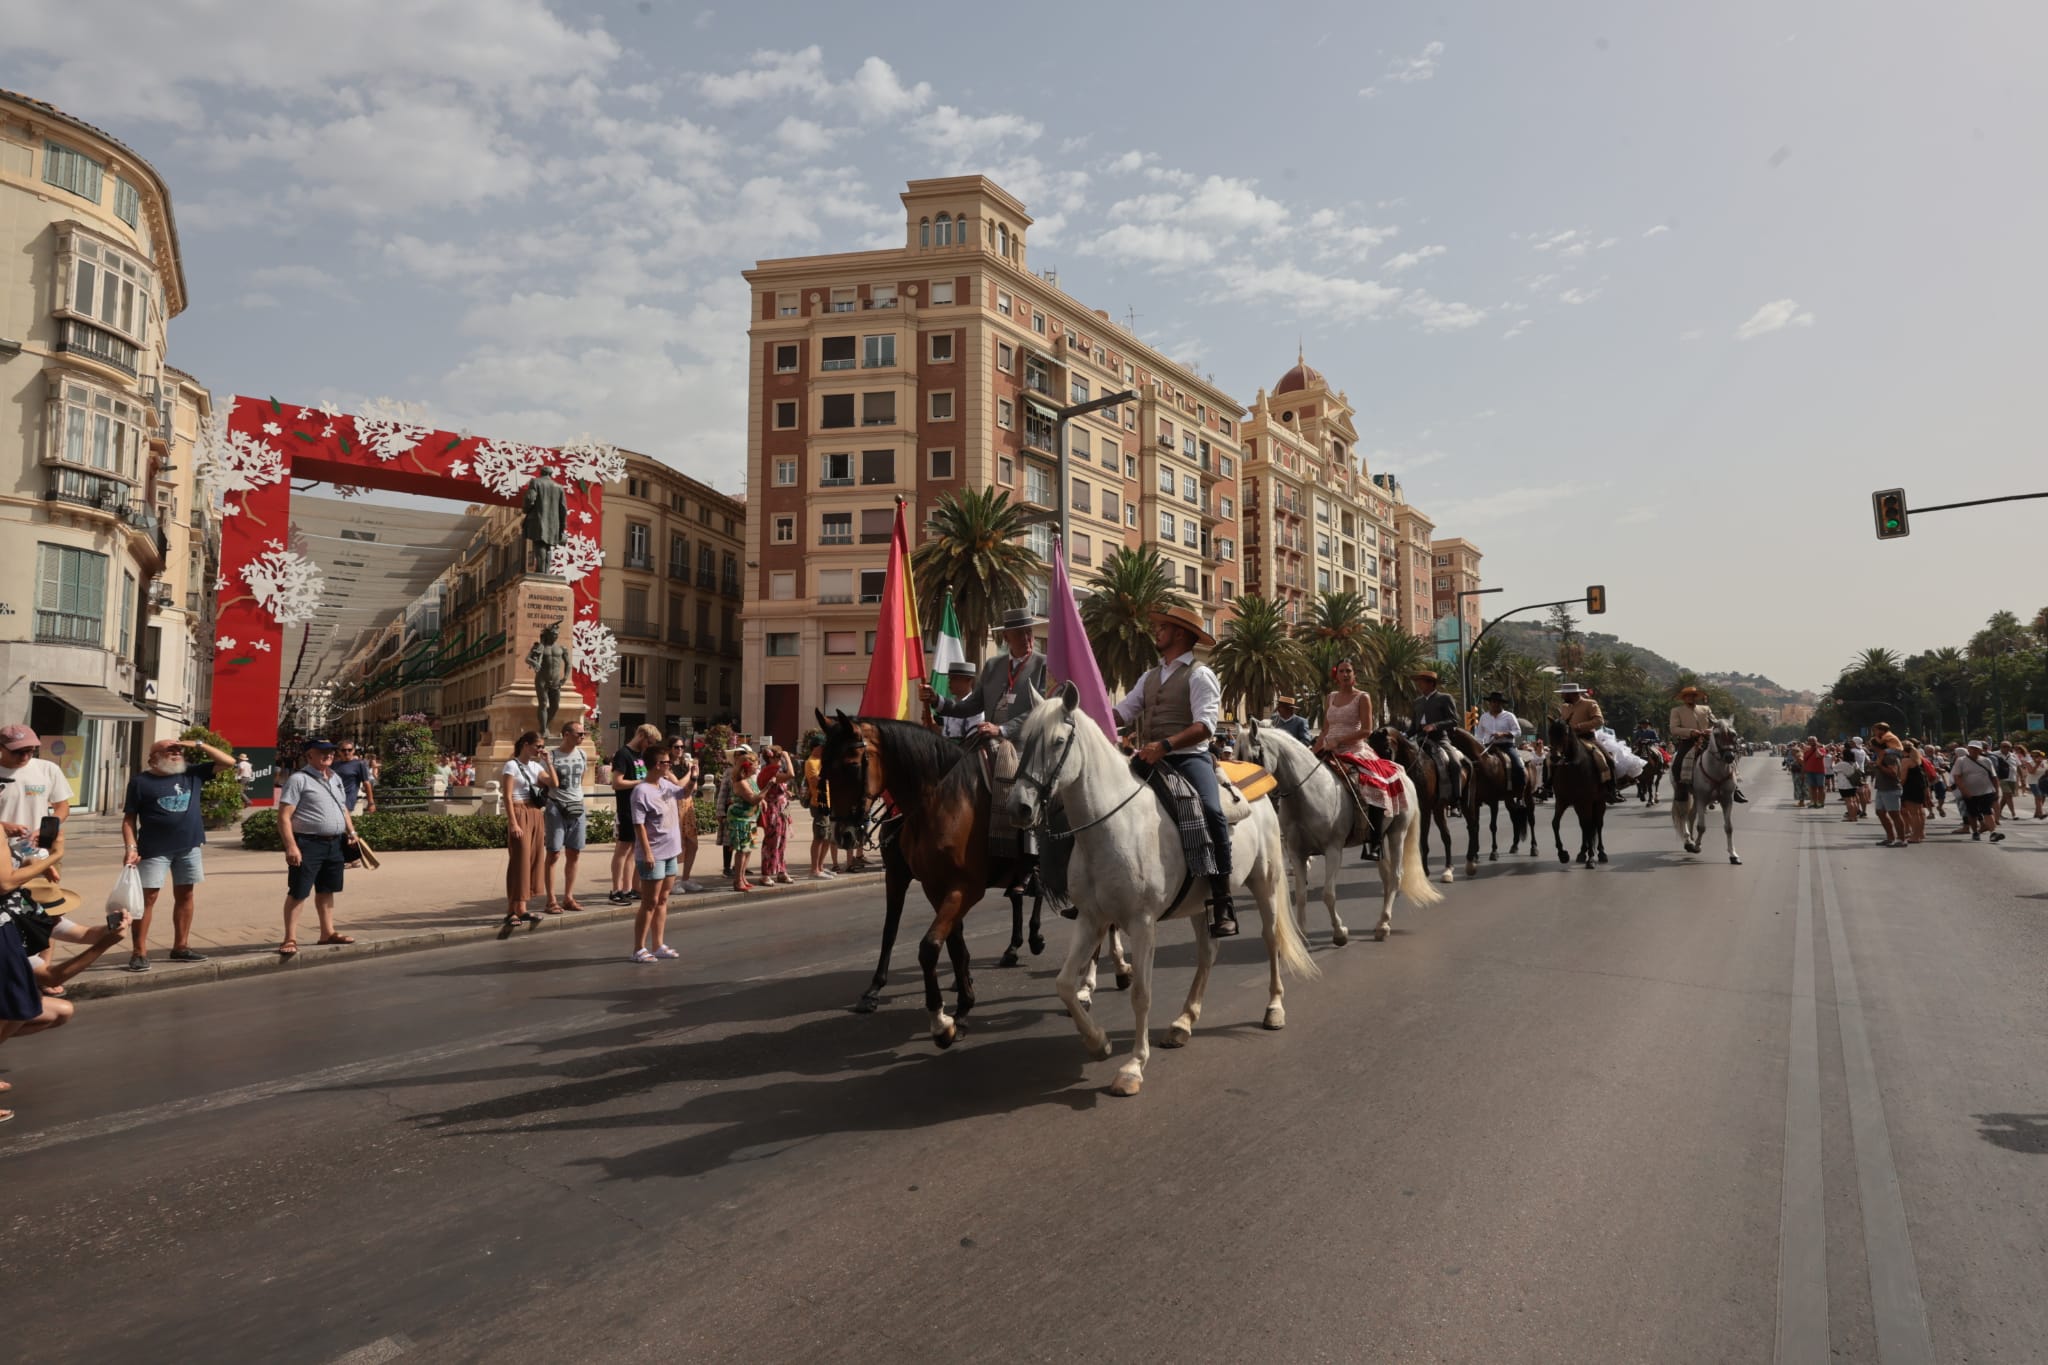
[1007,687,1318,1098]
[1239,720,1441,945]
[1671,718,1743,865]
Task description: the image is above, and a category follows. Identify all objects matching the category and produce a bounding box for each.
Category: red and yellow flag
[858,499,926,719]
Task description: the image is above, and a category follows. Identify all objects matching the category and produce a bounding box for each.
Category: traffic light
[1586,584,1607,615]
[1872,488,1910,539]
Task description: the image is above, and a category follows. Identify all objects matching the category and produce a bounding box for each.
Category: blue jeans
[1163,751,1231,879]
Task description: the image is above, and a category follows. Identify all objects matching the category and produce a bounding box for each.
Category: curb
[60,871,884,1002]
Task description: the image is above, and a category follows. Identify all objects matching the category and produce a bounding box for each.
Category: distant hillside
[1486,622,1801,702]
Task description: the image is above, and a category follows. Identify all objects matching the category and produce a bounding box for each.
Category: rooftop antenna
[1123,305,1142,332]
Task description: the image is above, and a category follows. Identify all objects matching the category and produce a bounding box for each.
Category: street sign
[1586,584,1607,614]
[1872,488,1910,539]
[2028,713,2044,731]
[1433,613,1462,663]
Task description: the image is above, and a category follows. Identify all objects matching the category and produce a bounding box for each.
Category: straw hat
[1411,668,1441,684]
[1275,695,1299,708]
[1148,603,1215,648]
[1677,685,1707,702]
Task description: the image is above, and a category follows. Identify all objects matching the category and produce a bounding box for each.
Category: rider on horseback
[923,608,1049,892]
[1112,604,1239,940]
[1669,685,1748,803]
[936,660,981,740]
[1407,669,1464,805]
[1473,691,1526,794]
[1555,682,1621,803]
[1315,659,1381,859]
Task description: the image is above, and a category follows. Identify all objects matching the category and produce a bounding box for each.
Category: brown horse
[1546,718,1609,867]
[1635,745,1667,805]
[817,711,1038,1046]
[1446,728,1540,874]
[1371,727,1462,883]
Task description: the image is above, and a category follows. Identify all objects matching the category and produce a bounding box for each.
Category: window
[1318,569,1332,592]
[1219,496,1234,519]
[773,516,795,544]
[1124,454,1137,479]
[860,509,894,544]
[997,455,1014,485]
[626,522,651,568]
[624,586,649,625]
[1317,532,1331,557]
[1159,510,1176,539]
[1071,378,1090,404]
[821,336,857,371]
[1027,524,1053,561]
[774,343,799,373]
[1183,565,1198,593]
[825,631,859,655]
[1183,474,1198,504]
[929,332,954,363]
[995,288,1016,317]
[773,457,797,486]
[43,141,103,202]
[118,570,135,655]
[1032,311,1046,335]
[694,662,710,703]
[862,335,895,368]
[1024,357,1051,395]
[1025,466,1053,506]
[996,399,1014,429]
[1219,454,1234,477]
[997,224,1009,255]
[820,452,853,486]
[830,287,856,313]
[774,400,799,429]
[1216,537,1235,561]
[62,233,151,347]
[1071,428,1091,462]
[869,285,896,309]
[935,213,953,246]
[864,631,878,654]
[777,291,798,317]
[996,342,1013,372]
[664,658,683,701]
[821,513,853,545]
[818,569,853,604]
[620,655,646,691]
[1125,503,1138,528]
[1071,478,1092,513]
[1073,532,1093,563]
[928,448,954,478]
[1222,581,1236,599]
[929,280,954,305]
[770,571,795,600]
[821,395,854,429]
[1318,499,1332,525]
[625,476,650,500]
[1158,466,1175,494]
[1183,519,1198,547]
[920,218,931,247]
[861,392,895,426]
[1102,498,1118,524]
[929,391,954,421]
[669,534,689,578]
[861,449,895,484]
[859,569,888,604]
[51,380,146,480]
[114,179,141,227]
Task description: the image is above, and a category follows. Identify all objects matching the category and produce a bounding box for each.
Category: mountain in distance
[1484,621,1816,707]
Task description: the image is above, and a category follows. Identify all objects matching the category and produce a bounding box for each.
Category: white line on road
[1776,824,1829,1363]
[1817,843,1935,1365]
[327,1336,411,1364]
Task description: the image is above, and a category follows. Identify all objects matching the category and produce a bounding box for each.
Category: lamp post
[1456,587,1503,708]
[1053,389,1138,567]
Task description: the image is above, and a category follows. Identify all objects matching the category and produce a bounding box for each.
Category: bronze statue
[526,620,572,737]
[521,474,568,575]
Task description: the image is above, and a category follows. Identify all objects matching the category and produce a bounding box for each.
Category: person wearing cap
[119,735,237,971]
[1473,691,1526,794]
[0,725,73,848]
[1949,740,2004,841]
[1406,668,1464,805]
[937,659,984,741]
[1113,604,1239,938]
[923,608,1048,744]
[1268,695,1312,747]
[275,739,361,957]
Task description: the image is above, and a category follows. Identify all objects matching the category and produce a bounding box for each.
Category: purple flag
[1046,537,1118,740]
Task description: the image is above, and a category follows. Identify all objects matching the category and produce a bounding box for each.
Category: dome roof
[1274,349,1323,395]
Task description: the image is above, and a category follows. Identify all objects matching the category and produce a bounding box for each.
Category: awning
[1025,396,1062,423]
[34,682,146,720]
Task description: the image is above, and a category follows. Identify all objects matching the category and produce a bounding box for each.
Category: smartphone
[36,814,61,850]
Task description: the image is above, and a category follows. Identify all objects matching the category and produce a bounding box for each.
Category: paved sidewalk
[45,818,877,1000]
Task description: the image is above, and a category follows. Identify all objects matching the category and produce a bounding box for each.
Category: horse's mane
[1444,727,1484,761]
[860,716,964,785]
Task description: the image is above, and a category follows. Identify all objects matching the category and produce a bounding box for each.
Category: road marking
[1817,845,1935,1365]
[328,1337,411,1364]
[1777,823,1829,1363]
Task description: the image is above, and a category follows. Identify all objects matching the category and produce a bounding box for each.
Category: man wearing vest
[1113,605,1239,938]
[936,660,982,741]
[1668,684,1747,802]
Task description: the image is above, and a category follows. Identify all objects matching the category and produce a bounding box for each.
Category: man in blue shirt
[121,736,237,972]
[331,740,376,814]
[1268,695,1312,746]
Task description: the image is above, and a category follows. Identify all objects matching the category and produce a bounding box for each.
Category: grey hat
[997,608,1045,632]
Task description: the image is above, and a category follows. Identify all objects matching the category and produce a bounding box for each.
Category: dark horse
[1635,746,1667,805]
[1370,727,1463,882]
[817,711,1042,1042]
[1546,719,1609,867]
[1446,728,1540,874]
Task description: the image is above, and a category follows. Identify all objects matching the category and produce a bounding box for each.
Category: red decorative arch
[204,397,613,797]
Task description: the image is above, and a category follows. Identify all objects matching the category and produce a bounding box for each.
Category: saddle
[974,736,1027,861]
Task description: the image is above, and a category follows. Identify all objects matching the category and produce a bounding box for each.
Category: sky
[5,0,2045,691]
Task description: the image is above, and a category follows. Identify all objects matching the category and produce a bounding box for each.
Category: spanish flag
[858,497,926,719]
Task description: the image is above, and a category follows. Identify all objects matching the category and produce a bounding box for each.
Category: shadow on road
[1975,1113,2048,1155]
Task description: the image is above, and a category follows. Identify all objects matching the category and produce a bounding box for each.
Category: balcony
[721,576,742,599]
[668,560,689,580]
[668,626,690,647]
[697,569,717,589]
[613,617,659,640]
[55,318,138,376]
[721,638,741,657]
[1157,435,1174,449]
[623,552,653,572]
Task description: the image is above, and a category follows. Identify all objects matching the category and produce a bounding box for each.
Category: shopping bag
[105,865,145,924]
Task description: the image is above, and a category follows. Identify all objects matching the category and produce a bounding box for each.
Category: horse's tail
[1400,779,1445,908]
[1259,813,1320,980]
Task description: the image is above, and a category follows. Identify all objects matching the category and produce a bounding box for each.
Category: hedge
[242,806,616,852]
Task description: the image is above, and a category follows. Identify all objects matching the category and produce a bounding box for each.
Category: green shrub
[181,723,248,828]
[242,806,616,851]
[377,718,440,810]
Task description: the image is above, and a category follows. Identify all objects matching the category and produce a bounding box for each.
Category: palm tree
[911,488,1042,659]
[1212,593,1311,720]
[1500,653,1554,721]
[1295,590,1372,720]
[1359,620,1437,725]
[1080,544,1190,692]
[1855,646,1903,674]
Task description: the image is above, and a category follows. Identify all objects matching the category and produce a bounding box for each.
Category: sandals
[562,897,588,913]
[315,933,357,945]
[278,940,298,959]
[542,901,566,915]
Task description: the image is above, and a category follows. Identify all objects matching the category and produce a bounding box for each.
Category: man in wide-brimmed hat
[1406,667,1464,804]
[1113,604,1241,938]
[1668,683,1745,802]
[1473,690,1527,794]
[925,607,1047,744]
[1268,694,1311,747]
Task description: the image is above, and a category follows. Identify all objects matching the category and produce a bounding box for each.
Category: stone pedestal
[476,575,586,763]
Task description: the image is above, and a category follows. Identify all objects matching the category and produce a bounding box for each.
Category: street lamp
[1455,587,1503,708]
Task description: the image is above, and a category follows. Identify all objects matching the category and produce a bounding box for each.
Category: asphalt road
[3,766,2043,1364]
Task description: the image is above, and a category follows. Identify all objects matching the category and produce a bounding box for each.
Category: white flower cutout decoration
[215,636,237,652]
[559,438,626,486]
[470,437,548,497]
[572,620,619,683]
[241,539,326,626]
[549,532,603,584]
[196,399,286,507]
[354,397,433,463]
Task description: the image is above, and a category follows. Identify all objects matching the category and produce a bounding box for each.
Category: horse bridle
[1014,717,1151,838]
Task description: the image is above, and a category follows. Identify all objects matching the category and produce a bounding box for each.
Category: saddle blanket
[1218,760,1278,806]
[1332,752,1408,815]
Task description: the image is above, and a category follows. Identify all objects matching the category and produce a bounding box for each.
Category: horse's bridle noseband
[1012,719,1078,830]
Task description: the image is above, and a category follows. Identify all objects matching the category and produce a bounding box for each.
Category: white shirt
[1113,651,1222,756]
[1474,709,1520,743]
[0,757,74,829]
[502,758,545,802]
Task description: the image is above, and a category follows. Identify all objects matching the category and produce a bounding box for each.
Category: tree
[1499,653,1555,721]
[1295,590,1372,720]
[375,717,438,812]
[1080,545,1190,693]
[1359,621,1437,725]
[1211,594,1311,721]
[910,488,1042,660]
[1548,603,1584,675]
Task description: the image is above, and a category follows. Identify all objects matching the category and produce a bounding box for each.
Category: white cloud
[1403,292,1487,332]
[1502,319,1531,340]
[1382,244,1446,273]
[1306,210,1400,262]
[1107,150,1148,174]
[1735,299,1817,340]
[1557,286,1600,305]
[772,116,835,156]
[1532,228,1590,258]
[840,57,931,119]
[1079,223,1217,268]
[1360,40,1444,97]
[698,46,829,106]
[1428,480,1599,530]
[1112,174,1288,235]
[1643,224,1670,237]
[914,105,1042,156]
[1214,261,1403,315]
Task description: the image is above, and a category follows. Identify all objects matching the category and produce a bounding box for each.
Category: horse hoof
[1557,851,1570,864]
[1262,1006,1286,1030]
[1089,1040,1114,1062]
[997,949,1019,968]
[1163,1025,1191,1048]
[1115,971,1132,992]
[1375,924,1390,942]
[853,992,882,1014]
[1729,855,1742,865]
[934,1025,958,1050]
[1597,852,1608,865]
[1029,934,1046,956]
[1109,1072,1143,1097]
[1331,926,1349,947]
[1465,861,1478,876]
[1076,988,1093,1008]
[1488,852,1498,862]
[1439,869,1454,884]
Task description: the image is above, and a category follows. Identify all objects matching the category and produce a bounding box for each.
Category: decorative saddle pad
[1218,760,1278,806]
[1331,752,1408,815]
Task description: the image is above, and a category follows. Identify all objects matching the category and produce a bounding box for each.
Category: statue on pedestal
[521,474,568,575]
[527,620,572,737]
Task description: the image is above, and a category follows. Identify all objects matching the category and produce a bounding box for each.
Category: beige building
[1430,536,1485,645]
[739,175,1246,741]
[596,451,746,742]
[1374,474,1441,641]
[0,89,217,811]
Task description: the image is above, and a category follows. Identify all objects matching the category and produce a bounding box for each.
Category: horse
[1445,728,1541,875]
[817,711,1041,1043]
[1370,727,1462,884]
[1671,719,1743,864]
[1008,686,1317,1097]
[1545,718,1610,867]
[1240,720,1440,945]
[1635,746,1667,805]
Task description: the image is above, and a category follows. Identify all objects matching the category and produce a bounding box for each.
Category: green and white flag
[932,592,967,697]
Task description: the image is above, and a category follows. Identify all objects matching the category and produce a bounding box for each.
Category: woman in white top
[1315,659,1376,760]
[501,730,557,929]
[1833,748,1863,821]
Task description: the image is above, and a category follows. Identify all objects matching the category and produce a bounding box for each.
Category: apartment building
[1430,537,1485,645]
[740,176,1245,741]
[598,451,746,740]
[0,89,216,810]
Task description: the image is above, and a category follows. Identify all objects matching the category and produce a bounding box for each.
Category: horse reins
[1015,718,1152,839]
